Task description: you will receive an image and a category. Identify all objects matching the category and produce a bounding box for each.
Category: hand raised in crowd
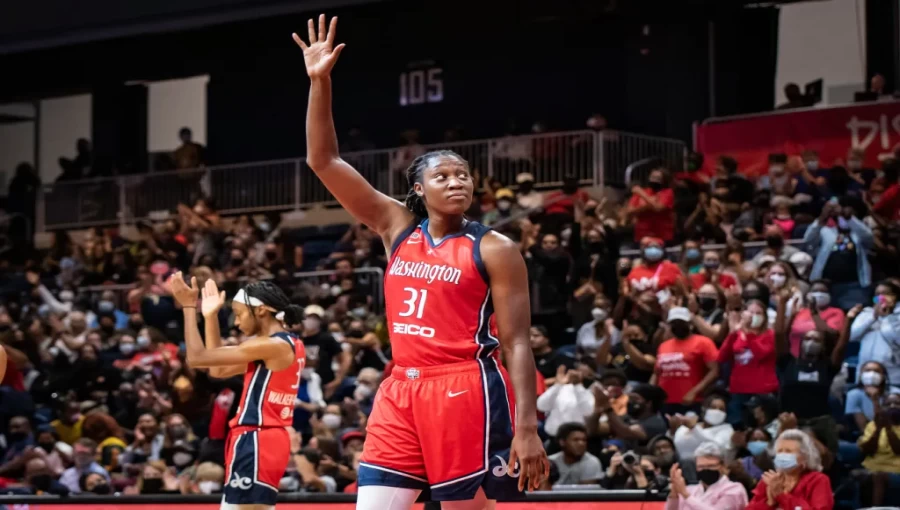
[566,369,583,386]
[875,409,892,428]
[778,412,798,431]
[727,310,743,332]
[847,304,864,320]
[591,383,611,411]
[669,464,689,499]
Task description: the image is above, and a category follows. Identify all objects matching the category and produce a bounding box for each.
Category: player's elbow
[306,155,338,173]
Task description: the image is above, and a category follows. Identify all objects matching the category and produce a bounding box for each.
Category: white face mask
[591,308,608,322]
[808,292,831,309]
[303,318,321,332]
[861,371,883,386]
[198,481,222,494]
[354,384,374,401]
[806,160,819,171]
[770,165,785,175]
[704,409,727,426]
[750,314,765,329]
[321,413,342,430]
[769,274,786,288]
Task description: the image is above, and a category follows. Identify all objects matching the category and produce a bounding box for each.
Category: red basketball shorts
[358,358,523,501]
[223,426,289,506]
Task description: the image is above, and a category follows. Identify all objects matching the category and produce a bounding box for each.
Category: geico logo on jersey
[393,323,435,338]
[229,472,252,490]
[491,456,520,478]
[389,256,462,285]
[267,391,296,406]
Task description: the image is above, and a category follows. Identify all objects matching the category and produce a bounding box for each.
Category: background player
[294,14,548,510]
[169,274,305,510]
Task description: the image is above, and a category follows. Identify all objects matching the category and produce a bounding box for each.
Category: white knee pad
[355,485,422,510]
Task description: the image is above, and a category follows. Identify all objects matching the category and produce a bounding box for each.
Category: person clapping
[666,442,748,510]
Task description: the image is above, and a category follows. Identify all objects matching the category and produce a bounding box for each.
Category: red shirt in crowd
[690,270,738,291]
[655,334,718,404]
[717,329,779,395]
[628,187,675,242]
[1,353,24,391]
[544,189,591,216]
[873,182,900,221]
[746,469,833,510]
[627,260,684,293]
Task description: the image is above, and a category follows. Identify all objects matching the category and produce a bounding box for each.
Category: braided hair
[240,280,304,327]
[404,150,469,218]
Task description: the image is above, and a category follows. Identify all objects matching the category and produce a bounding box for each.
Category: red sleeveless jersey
[385,219,499,367]
[230,332,305,428]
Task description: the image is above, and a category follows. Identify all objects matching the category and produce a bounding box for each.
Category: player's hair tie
[234,288,284,322]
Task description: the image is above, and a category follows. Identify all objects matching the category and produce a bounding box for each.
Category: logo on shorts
[491,456,520,478]
[229,472,252,490]
[447,390,468,398]
[405,368,420,380]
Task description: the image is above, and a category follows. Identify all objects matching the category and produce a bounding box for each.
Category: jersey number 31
[398,287,428,319]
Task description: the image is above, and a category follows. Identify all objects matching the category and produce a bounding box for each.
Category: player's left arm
[480,231,550,491]
[185,335,293,369]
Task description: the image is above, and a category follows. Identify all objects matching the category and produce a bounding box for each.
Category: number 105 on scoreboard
[399,67,444,106]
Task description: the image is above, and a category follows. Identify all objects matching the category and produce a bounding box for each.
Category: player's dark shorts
[358,358,523,501]
[223,426,289,506]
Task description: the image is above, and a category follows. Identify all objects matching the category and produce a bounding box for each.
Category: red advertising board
[695,101,900,176]
[0,503,666,510]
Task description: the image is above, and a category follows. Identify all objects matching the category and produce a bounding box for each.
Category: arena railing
[619,239,807,259]
[0,489,668,509]
[77,267,386,314]
[37,130,686,231]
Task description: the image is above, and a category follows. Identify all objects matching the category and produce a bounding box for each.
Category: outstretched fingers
[307,18,317,44]
[326,16,338,45]
[318,14,326,43]
[292,32,308,50]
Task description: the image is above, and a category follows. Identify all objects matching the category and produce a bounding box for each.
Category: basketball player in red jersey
[169,274,306,510]
[293,15,549,510]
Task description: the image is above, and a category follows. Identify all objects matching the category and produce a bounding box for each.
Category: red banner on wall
[695,101,900,177]
[8,503,667,510]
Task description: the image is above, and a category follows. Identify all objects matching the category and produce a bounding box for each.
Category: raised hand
[200,279,226,318]
[292,14,346,79]
[847,304,864,320]
[168,272,198,308]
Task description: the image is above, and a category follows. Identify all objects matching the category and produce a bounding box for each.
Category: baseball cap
[667,307,691,323]
[340,430,364,445]
[515,172,534,184]
[495,188,514,200]
[304,304,325,318]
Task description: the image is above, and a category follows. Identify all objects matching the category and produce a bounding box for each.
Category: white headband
[233,289,285,322]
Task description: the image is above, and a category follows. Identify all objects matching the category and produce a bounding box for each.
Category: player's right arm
[295,15,413,246]
[200,279,245,378]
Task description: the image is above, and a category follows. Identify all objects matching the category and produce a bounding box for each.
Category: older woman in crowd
[667,442,748,510]
[745,429,833,510]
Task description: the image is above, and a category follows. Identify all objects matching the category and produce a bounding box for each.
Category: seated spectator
[846,360,900,436]
[690,251,738,291]
[745,429,833,510]
[746,396,782,442]
[79,471,111,494]
[576,295,618,356]
[671,394,735,462]
[850,280,900,384]
[530,326,575,385]
[626,168,676,245]
[537,365,595,437]
[598,321,657,385]
[857,393,900,507]
[592,383,667,449]
[23,457,69,496]
[627,237,684,295]
[549,422,604,487]
[481,188,520,226]
[59,438,110,494]
[128,460,180,495]
[718,300,779,422]
[734,427,775,482]
[33,427,71,477]
[871,158,900,222]
[785,280,844,358]
[160,413,199,471]
[649,434,696,483]
[0,415,35,478]
[51,400,85,445]
[667,442,748,510]
[81,412,127,474]
[653,307,719,415]
[122,413,165,465]
[603,450,667,491]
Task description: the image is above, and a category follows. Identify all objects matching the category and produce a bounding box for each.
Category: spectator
[301,305,350,400]
[678,240,704,276]
[23,457,69,496]
[761,262,804,321]
[596,323,657,385]
[871,158,900,222]
[689,284,726,342]
[57,138,92,181]
[626,168,676,245]
[129,460,180,495]
[185,461,225,495]
[173,127,205,170]
[804,200,874,309]
[592,383,668,449]
[745,429,833,510]
[776,83,811,110]
[857,393,900,507]
[735,427,775,482]
[717,300,779,422]
[575,295,618,356]
[33,427,71,477]
[750,225,800,270]
[481,188,520,226]
[549,422,603,486]
[671,394,735,462]
[667,442,748,510]
[79,471,111,494]
[626,237,685,295]
[122,413,165,465]
[515,172,544,210]
[690,251,738,291]
[537,365,595,437]
[603,450,667,491]
[846,360,900,436]
[527,232,572,340]
[81,412,127,473]
[0,415,35,478]
[850,280,900,384]
[785,280,845,358]
[58,437,110,494]
[531,325,575,385]
[653,307,719,414]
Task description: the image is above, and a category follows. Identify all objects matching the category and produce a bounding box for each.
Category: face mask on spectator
[129,319,144,331]
[120,343,136,355]
[303,318,321,332]
[806,160,819,171]
[861,371,883,386]
[704,409,726,426]
[773,452,798,471]
[643,247,664,262]
[38,440,56,452]
[142,478,164,494]
[685,249,701,262]
[136,335,150,349]
[848,160,862,170]
[766,235,784,249]
[626,401,644,417]
[801,339,823,358]
[198,481,222,494]
[30,474,53,491]
[97,300,116,313]
[497,200,512,211]
[697,469,721,486]
[807,292,830,308]
[351,307,367,318]
[698,297,717,313]
[647,181,663,192]
[703,259,719,271]
[747,441,769,456]
[168,425,187,440]
[59,290,75,302]
[322,413,342,430]
[670,321,691,339]
[591,308,608,322]
[8,431,28,443]
[92,483,111,495]
[354,384,374,401]
[769,274,786,288]
[749,313,765,329]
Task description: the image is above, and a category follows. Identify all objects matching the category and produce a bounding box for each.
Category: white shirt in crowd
[537,383,595,437]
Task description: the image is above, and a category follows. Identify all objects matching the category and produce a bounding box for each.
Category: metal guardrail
[38,130,686,230]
